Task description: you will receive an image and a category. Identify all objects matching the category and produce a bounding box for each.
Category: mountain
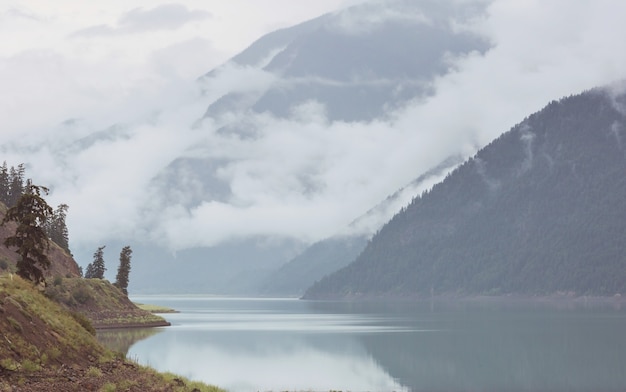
[304,86,626,299]
[202,1,488,122]
[258,155,464,297]
[124,0,489,294]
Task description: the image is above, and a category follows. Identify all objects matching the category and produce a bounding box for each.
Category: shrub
[0,259,8,270]
[53,275,63,286]
[70,311,96,336]
[0,358,19,371]
[21,359,41,372]
[86,366,103,377]
[7,316,22,332]
[71,286,92,304]
[47,347,61,361]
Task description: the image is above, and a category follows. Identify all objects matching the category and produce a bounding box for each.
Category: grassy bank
[135,302,179,314]
[45,277,171,328]
[0,273,222,391]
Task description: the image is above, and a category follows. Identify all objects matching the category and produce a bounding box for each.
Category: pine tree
[0,161,9,205]
[7,164,25,207]
[115,245,132,295]
[1,181,53,284]
[45,203,71,254]
[91,246,106,279]
[84,262,96,279]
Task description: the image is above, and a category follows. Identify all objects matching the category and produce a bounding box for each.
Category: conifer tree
[1,181,53,284]
[0,161,9,205]
[84,262,96,279]
[7,164,25,207]
[45,203,71,254]
[91,246,106,279]
[115,245,132,295]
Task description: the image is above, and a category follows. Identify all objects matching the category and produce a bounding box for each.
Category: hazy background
[2,0,626,263]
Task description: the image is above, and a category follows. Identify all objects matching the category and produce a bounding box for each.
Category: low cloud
[72,3,211,37]
[3,0,626,255]
[120,4,211,31]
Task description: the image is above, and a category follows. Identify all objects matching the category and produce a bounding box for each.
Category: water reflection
[121,297,626,392]
[131,332,405,392]
[97,327,162,356]
[127,297,407,391]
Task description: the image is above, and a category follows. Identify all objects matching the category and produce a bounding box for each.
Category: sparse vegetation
[70,311,96,336]
[135,303,178,314]
[87,366,103,377]
[0,273,223,392]
[44,276,169,328]
[101,382,116,392]
[71,284,93,305]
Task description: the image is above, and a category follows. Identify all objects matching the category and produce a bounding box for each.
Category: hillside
[0,202,80,279]
[258,235,368,297]
[46,277,170,329]
[0,200,169,327]
[304,86,626,299]
[0,274,220,391]
[259,155,462,297]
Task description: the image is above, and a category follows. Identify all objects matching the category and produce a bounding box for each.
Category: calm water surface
[111,296,626,392]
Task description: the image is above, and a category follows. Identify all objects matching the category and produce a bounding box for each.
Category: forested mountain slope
[304,86,626,299]
[259,155,463,297]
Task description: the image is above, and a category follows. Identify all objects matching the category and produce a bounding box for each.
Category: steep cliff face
[0,202,81,279]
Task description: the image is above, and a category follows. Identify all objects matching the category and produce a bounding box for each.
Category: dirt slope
[0,274,221,391]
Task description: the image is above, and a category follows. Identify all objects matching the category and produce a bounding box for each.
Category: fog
[2,0,626,254]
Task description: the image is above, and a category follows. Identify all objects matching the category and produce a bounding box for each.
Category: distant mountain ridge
[126,0,490,294]
[202,1,488,122]
[259,154,464,297]
[304,86,626,299]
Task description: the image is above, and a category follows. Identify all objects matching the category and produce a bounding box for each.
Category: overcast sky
[2,0,626,255]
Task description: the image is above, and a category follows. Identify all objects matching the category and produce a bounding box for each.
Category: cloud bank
[73,4,212,36]
[2,0,626,255]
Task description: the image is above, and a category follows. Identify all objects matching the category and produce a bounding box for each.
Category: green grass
[158,371,223,392]
[101,382,117,392]
[134,303,178,313]
[0,273,224,392]
[44,277,170,327]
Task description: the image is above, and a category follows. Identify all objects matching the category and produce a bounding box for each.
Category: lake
[99,296,626,392]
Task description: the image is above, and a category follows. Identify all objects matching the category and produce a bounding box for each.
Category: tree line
[0,162,71,254]
[0,162,132,296]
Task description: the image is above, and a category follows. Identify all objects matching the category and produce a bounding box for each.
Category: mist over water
[117,297,626,392]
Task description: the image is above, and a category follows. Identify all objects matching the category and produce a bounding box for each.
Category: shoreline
[94,319,171,330]
[303,292,626,305]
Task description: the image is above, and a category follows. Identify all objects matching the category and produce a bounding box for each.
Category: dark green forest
[304,87,626,299]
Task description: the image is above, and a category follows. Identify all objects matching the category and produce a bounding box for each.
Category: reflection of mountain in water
[351,302,626,391]
[122,298,626,391]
